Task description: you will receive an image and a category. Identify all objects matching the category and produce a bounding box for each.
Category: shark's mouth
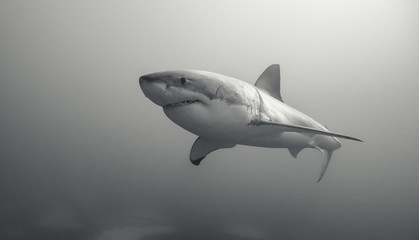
[163,99,200,109]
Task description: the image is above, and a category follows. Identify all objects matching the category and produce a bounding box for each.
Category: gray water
[1,1,418,239]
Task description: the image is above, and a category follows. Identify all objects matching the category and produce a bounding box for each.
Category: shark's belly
[163,99,254,140]
[163,89,330,150]
[163,100,313,149]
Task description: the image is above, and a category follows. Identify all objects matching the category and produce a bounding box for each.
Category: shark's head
[139,70,253,138]
[139,70,221,109]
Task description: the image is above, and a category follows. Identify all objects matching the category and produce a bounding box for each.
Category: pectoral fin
[190,137,236,166]
[288,147,304,158]
[259,120,362,142]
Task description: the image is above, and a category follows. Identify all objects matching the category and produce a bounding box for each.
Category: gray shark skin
[139,64,362,182]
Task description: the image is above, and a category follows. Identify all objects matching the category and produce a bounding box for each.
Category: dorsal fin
[254,64,283,102]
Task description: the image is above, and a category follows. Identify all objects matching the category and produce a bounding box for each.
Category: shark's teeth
[164,100,199,108]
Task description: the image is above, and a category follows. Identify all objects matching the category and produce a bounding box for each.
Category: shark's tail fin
[288,144,337,182]
[317,148,334,182]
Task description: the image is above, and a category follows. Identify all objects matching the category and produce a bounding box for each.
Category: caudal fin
[317,149,334,182]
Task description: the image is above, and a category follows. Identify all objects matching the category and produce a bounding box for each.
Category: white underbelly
[163,98,318,149]
[163,100,253,140]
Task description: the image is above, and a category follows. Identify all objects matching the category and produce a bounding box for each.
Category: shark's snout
[139,75,155,84]
[139,74,168,106]
[139,74,159,92]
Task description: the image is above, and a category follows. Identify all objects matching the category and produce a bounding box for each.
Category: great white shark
[139,64,362,182]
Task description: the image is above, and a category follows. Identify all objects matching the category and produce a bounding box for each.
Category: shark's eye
[180,77,186,84]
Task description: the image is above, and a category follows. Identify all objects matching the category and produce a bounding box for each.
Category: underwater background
[1,0,418,239]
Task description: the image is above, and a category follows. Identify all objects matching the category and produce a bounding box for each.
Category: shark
[139,64,362,182]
